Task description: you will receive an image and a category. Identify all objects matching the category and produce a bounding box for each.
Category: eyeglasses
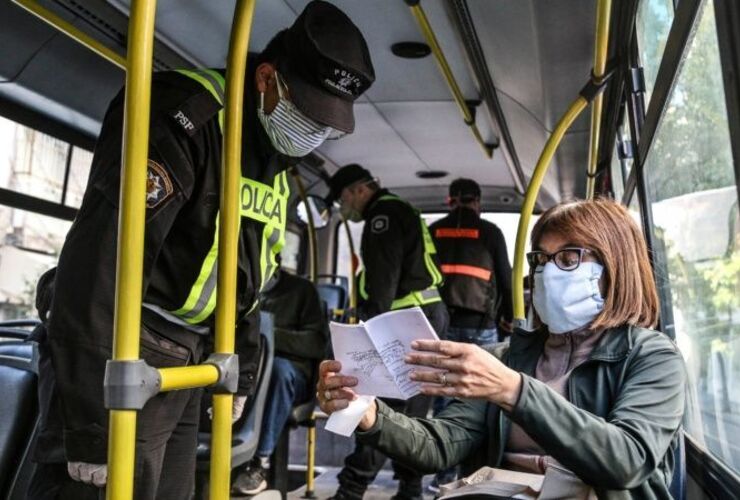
[526,247,595,272]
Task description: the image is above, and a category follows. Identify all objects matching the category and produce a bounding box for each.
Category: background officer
[430,178,513,345]
[37,2,374,499]
[325,163,448,500]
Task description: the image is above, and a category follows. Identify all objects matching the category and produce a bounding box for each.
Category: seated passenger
[317,198,687,498]
[232,256,328,496]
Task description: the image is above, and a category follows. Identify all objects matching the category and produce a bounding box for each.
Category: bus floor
[229,467,438,499]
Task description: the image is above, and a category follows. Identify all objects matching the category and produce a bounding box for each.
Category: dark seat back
[196,312,275,470]
[0,354,38,498]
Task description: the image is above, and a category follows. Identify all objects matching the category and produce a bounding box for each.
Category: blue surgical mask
[257,72,332,157]
[532,261,605,334]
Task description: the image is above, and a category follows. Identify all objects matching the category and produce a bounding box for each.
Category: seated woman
[318,198,686,499]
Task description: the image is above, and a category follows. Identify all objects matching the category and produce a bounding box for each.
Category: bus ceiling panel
[466,0,596,133]
[106,0,296,66]
[315,102,429,188]
[7,32,123,132]
[0,1,62,82]
[373,100,512,187]
[284,0,479,103]
[497,94,561,208]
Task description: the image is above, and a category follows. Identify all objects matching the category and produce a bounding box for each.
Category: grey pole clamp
[204,353,239,394]
[104,359,161,410]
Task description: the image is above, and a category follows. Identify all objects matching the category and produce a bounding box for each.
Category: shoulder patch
[370,215,389,234]
[146,159,174,209]
[168,92,222,136]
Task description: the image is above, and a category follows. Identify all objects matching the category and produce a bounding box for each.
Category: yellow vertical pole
[586,0,612,199]
[290,169,319,497]
[511,97,589,322]
[343,220,358,324]
[106,0,157,499]
[209,1,256,499]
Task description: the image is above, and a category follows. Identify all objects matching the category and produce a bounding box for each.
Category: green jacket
[357,325,687,499]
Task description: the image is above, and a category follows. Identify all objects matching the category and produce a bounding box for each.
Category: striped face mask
[257,71,332,157]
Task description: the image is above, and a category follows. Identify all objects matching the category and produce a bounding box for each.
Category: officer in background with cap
[36,2,374,498]
[325,164,449,500]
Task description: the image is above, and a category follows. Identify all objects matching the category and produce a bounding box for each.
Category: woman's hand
[317,360,378,430]
[406,340,523,411]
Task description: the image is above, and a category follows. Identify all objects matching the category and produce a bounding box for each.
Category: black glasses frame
[526,247,595,272]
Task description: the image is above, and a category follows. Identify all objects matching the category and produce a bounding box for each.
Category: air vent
[416,170,448,179]
[391,42,431,59]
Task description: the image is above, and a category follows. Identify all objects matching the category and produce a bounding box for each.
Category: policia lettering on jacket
[31,2,375,499]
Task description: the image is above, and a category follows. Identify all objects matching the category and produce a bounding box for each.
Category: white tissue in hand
[325,396,375,437]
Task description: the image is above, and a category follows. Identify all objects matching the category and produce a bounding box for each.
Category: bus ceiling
[1,0,606,211]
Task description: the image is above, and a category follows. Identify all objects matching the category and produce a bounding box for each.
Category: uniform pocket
[140,325,190,368]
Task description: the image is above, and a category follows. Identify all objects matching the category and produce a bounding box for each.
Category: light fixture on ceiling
[416,170,448,179]
[391,41,431,59]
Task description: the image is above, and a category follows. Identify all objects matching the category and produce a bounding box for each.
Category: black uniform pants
[336,302,449,498]
[29,323,205,500]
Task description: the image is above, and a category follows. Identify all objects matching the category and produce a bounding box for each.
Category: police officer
[325,164,448,500]
[429,178,513,346]
[36,2,375,499]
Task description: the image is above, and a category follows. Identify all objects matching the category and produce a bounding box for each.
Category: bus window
[636,0,675,104]
[643,1,740,473]
[0,207,69,320]
[64,147,93,208]
[335,220,364,282]
[280,229,302,275]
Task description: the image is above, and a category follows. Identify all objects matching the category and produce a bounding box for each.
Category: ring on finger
[324,389,332,401]
[439,371,449,386]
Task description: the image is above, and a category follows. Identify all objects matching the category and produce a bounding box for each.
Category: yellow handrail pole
[343,219,358,324]
[12,0,126,70]
[106,0,157,499]
[159,365,220,392]
[512,96,589,322]
[290,168,319,497]
[407,2,493,159]
[291,169,318,283]
[586,0,612,199]
[210,1,256,499]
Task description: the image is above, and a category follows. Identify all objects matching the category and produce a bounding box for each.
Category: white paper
[330,322,403,399]
[365,308,440,399]
[329,307,439,400]
[324,395,375,437]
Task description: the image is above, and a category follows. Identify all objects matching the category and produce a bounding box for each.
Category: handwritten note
[329,307,439,401]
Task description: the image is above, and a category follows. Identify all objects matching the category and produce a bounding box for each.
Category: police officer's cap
[280,1,375,134]
[326,164,373,203]
[449,178,481,200]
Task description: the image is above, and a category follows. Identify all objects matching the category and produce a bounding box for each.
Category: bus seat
[669,430,686,500]
[194,312,275,495]
[0,341,34,360]
[0,354,39,499]
[317,284,347,321]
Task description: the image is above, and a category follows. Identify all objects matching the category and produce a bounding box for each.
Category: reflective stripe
[440,264,492,281]
[391,288,441,310]
[434,228,480,239]
[168,69,289,323]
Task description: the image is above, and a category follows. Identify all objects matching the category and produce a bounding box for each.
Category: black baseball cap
[280,1,375,134]
[326,164,374,203]
[449,178,481,200]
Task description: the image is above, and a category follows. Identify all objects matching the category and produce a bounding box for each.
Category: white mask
[257,72,332,157]
[532,261,605,334]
